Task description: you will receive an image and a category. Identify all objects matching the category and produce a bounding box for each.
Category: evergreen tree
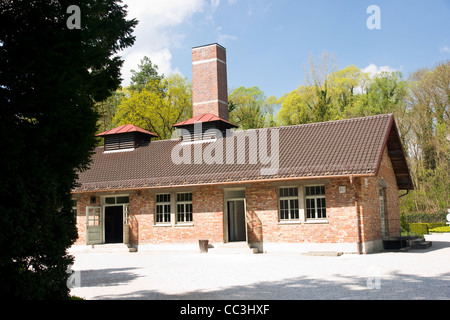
[0,0,136,299]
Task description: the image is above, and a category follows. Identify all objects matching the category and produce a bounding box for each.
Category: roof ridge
[233,113,393,133]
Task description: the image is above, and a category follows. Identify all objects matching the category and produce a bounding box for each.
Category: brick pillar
[192,43,229,120]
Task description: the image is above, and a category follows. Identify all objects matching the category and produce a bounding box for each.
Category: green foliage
[277,86,315,125]
[114,74,192,139]
[409,223,429,235]
[0,0,136,299]
[96,89,127,134]
[407,222,447,235]
[401,211,448,224]
[426,223,447,229]
[429,226,450,233]
[229,86,274,129]
[129,56,164,93]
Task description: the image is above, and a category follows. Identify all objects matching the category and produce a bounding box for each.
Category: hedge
[409,223,429,235]
[429,226,450,233]
[408,223,447,235]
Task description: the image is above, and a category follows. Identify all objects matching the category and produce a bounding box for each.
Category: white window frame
[305,185,327,221]
[176,193,193,224]
[71,199,78,221]
[155,193,171,225]
[102,195,130,205]
[278,187,300,222]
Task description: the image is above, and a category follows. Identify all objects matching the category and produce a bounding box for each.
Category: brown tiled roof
[73,114,413,192]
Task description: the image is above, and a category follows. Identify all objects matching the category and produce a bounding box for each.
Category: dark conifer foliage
[0,0,136,299]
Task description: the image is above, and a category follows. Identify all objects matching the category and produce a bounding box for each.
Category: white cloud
[218,33,238,44]
[211,0,220,9]
[120,49,181,85]
[440,46,450,53]
[119,0,207,86]
[362,63,397,75]
[125,0,205,27]
[352,64,399,94]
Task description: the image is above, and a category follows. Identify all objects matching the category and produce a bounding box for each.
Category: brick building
[71,44,413,254]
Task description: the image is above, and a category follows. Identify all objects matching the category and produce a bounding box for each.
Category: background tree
[277,86,315,125]
[399,61,449,214]
[96,89,127,133]
[328,65,361,119]
[114,74,192,139]
[128,56,164,92]
[228,86,271,129]
[0,0,136,299]
[304,51,337,122]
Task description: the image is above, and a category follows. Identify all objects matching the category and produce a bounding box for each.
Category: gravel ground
[69,234,450,300]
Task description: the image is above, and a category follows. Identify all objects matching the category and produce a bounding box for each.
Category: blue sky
[121,0,450,98]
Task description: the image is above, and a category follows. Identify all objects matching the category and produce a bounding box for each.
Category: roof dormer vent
[96,124,158,152]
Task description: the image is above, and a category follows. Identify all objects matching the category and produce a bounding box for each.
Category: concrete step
[88,244,134,253]
[382,236,433,252]
[411,238,432,249]
[303,251,343,256]
[209,242,259,254]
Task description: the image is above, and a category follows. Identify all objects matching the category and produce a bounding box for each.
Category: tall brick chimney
[173,43,237,141]
[192,43,229,120]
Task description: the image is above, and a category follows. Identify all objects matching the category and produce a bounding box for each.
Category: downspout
[399,190,409,198]
[350,175,362,254]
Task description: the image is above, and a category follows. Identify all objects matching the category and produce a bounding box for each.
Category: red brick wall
[129,187,224,245]
[245,180,359,246]
[73,193,100,245]
[73,150,400,250]
[358,148,400,242]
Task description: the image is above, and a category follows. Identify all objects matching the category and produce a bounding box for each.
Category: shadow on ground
[90,270,450,300]
[79,268,143,287]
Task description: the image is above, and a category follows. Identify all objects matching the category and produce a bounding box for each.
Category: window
[177,193,193,223]
[379,188,387,236]
[156,194,171,224]
[71,199,77,220]
[305,186,326,220]
[104,196,129,205]
[279,187,299,221]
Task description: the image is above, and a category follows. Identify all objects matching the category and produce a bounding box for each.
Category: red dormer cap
[173,113,238,128]
[96,124,158,137]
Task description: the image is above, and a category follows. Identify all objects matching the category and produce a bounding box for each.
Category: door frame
[103,205,125,244]
[91,194,129,244]
[225,198,247,243]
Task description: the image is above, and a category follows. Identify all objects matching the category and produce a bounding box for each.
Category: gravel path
[69,234,450,300]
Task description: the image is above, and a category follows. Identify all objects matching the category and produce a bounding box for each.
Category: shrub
[401,228,424,238]
[401,211,447,224]
[426,223,446,230]
[429,226,450,233]
[409,223,429,235]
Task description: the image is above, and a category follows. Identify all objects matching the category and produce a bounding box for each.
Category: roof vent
[173,113,237,143]
[96,124,158,152]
